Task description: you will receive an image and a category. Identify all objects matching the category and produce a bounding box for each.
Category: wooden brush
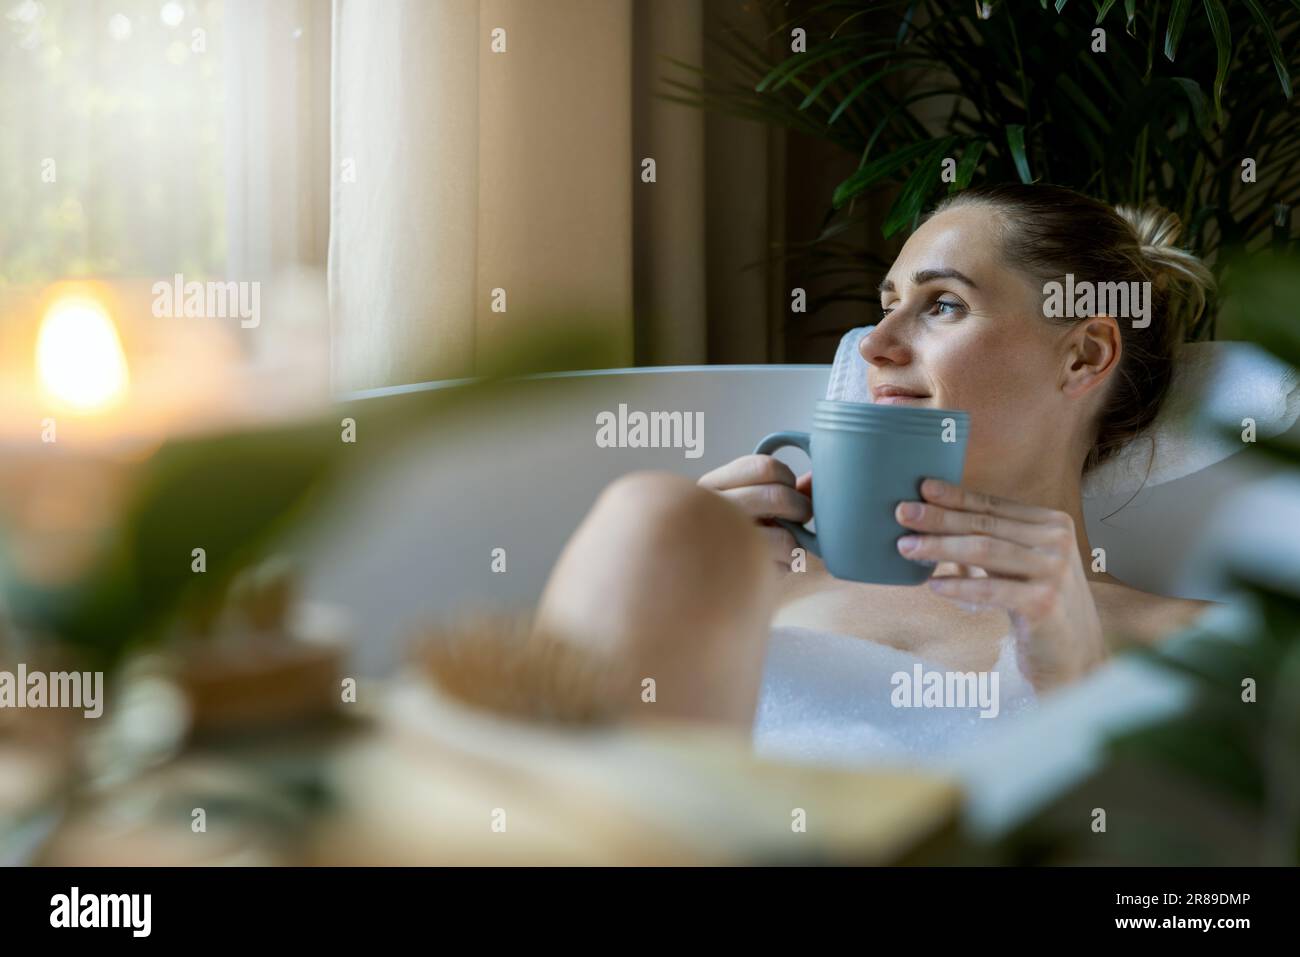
[409,610,639,726]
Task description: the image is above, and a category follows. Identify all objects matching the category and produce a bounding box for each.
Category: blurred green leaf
[881,137,955,237]
[0,319,623,668]
[1005,124,1033,183]
[1202,0,1232,122]
[1253,436,1300,470]
[1107,713,1267,806]
[895,1,918,46]
[1165,0,1192,61]
[831,137,947,208]
[1243,0,1293,99]
[4,422,342,667]
[1218,251,1300,367]
[951,137,988,193]
[1169,77,1210,134]
[1263,643,1300,863]
[1056,73,1112,135]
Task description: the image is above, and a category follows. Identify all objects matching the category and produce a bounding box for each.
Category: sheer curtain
[0,0,333,421]
[223,0,332,379]
[329,0,786,394]
[330,0,636,393]
[224,0,331,281]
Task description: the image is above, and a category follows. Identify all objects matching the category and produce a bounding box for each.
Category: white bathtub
[290,364,1286,839]
[298,364,1265,675]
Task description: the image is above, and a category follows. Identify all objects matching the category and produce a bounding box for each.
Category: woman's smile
[870,383,932,405]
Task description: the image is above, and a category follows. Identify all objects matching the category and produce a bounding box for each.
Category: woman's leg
[532,470,776,730]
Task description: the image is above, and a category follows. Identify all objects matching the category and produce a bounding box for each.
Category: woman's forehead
[883,205,1026,292]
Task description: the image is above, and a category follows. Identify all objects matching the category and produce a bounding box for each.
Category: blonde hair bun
[1114,204,1215,336]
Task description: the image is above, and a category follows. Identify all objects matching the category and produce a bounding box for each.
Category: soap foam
[753,625,1038,770]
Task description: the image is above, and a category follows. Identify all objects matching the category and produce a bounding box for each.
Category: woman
[518,183,1217,750]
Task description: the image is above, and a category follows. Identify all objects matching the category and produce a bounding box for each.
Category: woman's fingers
[894,483,1104,687]
[894,499,1065,548]
[897,479,1082,622]
[896,479,1078,580]
[718,482,813,524]
[699,455,812,526]
[917,477,1060,524]
[898,533,1061,579]
[698,454,796,493]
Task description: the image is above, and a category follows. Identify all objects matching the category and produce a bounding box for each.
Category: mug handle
[752,431,820,558]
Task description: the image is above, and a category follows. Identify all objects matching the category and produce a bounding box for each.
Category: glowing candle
[35,296,131,413]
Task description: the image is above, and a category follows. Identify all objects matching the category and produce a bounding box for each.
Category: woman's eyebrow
[878,268,978,295]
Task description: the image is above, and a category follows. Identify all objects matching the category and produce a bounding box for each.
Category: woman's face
[862,204,1093,489]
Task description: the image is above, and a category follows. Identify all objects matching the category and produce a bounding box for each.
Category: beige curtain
[224,0,332,279]
[224,0,332,379]
[699,0,788,364]
[329,0,784,393]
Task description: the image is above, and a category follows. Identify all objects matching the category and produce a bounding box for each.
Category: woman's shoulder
[1088,577,1218,646]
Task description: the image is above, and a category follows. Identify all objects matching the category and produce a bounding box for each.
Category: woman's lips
[871,385,931,405]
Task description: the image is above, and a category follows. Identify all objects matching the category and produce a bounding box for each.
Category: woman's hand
[698,455,815,571]
[894,477,1108,691]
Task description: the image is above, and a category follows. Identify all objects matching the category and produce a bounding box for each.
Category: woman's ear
[1062,316,1121,398]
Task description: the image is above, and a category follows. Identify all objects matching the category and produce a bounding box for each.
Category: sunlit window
[0,0,227,286]
[1,0,331,439]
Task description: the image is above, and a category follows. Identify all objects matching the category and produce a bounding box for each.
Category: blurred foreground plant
[0,318,623,671]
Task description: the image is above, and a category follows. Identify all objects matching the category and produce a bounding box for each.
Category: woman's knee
[538,469,771,632]
[593,470,752,542]
[587,470,767,593]
[533,470,774,727]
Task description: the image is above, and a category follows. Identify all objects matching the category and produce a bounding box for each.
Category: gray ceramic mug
[754,400,969,585]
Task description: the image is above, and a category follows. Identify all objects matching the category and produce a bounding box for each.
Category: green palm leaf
[882,137,958,237]
[1005,124,1033,183]
[1242,0,1292,100]
[1202,0,1232,123]
[951,137,988,193]
[831,136,949,209]
[1165,0,1192,61]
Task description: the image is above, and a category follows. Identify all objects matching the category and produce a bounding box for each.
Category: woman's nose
[859,319,910,367]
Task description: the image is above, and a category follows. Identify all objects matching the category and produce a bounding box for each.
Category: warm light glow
[160,1,184,27]
[108,13,132,41]
[35,297,130,412]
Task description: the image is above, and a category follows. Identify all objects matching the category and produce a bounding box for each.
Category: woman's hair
[925,183,1215,472]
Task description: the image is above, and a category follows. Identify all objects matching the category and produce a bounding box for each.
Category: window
[1,0,227,285]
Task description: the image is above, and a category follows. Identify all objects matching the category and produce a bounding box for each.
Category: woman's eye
[881,298,963,319]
